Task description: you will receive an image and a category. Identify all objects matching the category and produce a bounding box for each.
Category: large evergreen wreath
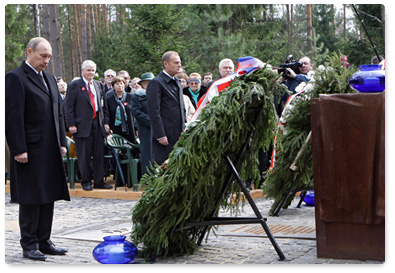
[131,66,287,258]
[263,53,358,215]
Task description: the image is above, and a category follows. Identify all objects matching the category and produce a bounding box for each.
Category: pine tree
[122,4,187,76]
[5,5,32,73]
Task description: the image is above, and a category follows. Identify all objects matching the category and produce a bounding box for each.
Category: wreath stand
[271,131,313,216]
[175,102,286,261]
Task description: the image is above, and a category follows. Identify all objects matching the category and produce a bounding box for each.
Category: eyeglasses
[106,75,115,77]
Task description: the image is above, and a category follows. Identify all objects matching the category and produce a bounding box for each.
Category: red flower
[81,87,86,91]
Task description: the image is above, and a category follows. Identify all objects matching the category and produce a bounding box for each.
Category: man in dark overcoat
[5,37,70,261]
[65,60,112,191]
[146,51,186,165]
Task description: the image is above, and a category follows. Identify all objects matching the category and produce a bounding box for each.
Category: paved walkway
[4,193,384,265]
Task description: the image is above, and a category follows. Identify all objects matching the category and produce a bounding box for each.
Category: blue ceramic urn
[303,191,315,206]
[92,235,138,264]
[349,64,385,93]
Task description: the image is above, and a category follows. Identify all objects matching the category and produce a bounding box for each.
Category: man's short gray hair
[82,60,96,70]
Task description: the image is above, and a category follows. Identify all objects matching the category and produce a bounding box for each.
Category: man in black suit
[146,51,186,165]
[5,37,70,261]
[65,60,112,191]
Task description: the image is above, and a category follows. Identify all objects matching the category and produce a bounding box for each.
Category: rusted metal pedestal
[311,93,385,261]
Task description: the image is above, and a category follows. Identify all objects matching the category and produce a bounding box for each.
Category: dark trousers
[74,117,105,186]
[19,202,54,251]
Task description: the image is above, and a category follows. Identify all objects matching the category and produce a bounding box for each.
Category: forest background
[4,3,385,82]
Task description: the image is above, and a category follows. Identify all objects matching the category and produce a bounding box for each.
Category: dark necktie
[88,82,97,119]
[39,72,48,91]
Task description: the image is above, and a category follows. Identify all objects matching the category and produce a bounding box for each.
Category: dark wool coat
[146,71,186,164]
[131,90,151,175]
[5,62,70,205]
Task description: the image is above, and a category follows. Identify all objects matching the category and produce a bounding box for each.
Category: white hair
[82,60,96,70]
[219,58,234,69]
[104,69,116,76]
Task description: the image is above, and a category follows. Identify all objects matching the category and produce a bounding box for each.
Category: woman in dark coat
[106,76,137,144]
[131,72,154,175]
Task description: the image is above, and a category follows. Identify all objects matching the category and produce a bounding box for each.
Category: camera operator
[276,56,313,115]
[283,56,313,93]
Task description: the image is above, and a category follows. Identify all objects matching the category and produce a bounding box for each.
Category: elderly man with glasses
[103,69,116,92]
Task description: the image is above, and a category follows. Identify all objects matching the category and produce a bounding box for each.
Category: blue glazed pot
[349,64,385,93]
[92,235,138,264]
[303,191,315,206]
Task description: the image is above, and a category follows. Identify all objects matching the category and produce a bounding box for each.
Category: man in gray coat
[5,37,70,261]
[146,51,186,165]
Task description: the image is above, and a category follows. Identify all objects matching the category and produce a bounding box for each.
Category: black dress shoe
[39,244,68,255]
[23,250,47,261]
[94,183,113,189]
[82,183,92,191]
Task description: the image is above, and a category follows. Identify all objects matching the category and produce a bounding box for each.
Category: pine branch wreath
[130,66,287,258]
[263,53,359,215]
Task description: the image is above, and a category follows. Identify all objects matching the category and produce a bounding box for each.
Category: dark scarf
[114,92,129,135]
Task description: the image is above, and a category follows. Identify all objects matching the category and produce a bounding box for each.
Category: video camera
[278,55,303,79]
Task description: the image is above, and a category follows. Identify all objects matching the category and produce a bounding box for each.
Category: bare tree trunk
[42,5,50,46]
[102,4,109,33]
[57,5,65,80]
[33,4,41,37]
[306,4,313,52]
[67,5,75,80]
[80,4,88,61]
[48,5,62,77]
[73,4,82,75]
[89,4,97,56]
[42,4,54,74]
[86,5,92,60]
[94,5,100,28]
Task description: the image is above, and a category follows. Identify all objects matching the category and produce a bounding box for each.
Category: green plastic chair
[106,134,140,191]
[63,136,78,189]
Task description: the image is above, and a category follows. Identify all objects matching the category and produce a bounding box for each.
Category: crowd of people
[52,52,243,191]
[54,52,224,190]
[5,37,317,261]
[14,42,317,194]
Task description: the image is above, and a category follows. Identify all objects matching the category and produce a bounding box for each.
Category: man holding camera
[283,56,313,93]
[275,56,313,116]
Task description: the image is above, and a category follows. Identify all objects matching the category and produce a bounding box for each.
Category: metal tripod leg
[224,155,285,261]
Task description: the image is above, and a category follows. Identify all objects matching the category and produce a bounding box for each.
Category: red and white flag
[186,56,266,129]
